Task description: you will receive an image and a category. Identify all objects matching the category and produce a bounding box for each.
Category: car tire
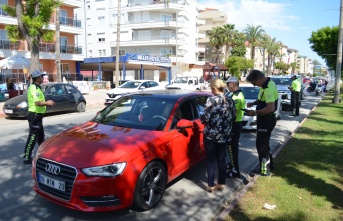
[132,161,167,211]
[76,102,86,112]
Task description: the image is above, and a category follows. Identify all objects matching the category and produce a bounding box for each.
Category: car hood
[276,85,289,92]
[37,121,163,168]
[4,94,27,105]
[107,88,138,95]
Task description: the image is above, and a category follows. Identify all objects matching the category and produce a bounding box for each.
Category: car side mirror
[140,86,146,89]
[176,119,193,129]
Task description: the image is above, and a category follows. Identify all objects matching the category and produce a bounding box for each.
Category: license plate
[37,173,65,191]
[4,109,13,114]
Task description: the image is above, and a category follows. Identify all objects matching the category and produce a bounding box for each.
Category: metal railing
[39,43,82,54]
[0,40,21,50]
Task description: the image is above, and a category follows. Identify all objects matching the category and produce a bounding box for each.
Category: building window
[135,49,150,55]
[98,16,105,25]
[99,50,106,57]
[160,48,171,56]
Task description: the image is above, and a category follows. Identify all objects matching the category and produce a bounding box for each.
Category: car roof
[240,84,255,88]
[127,89,212,100]
[41,82,73,86]
[126,80,156,82]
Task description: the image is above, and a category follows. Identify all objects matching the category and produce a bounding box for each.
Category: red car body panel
[32,91,211,212]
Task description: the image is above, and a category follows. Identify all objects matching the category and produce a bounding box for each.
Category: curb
[214,103,318,220]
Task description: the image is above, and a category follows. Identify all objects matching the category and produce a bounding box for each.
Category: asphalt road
[0,93,322,221]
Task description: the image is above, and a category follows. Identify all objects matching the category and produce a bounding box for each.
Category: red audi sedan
[32,90,212,212]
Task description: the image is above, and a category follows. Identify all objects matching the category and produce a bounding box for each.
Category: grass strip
[227,93,343,221]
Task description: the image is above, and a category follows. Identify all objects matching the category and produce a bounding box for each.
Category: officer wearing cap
[245,70,278,176]
[23,70,55,164]
[225,76,245,178]
[289,74,301,116]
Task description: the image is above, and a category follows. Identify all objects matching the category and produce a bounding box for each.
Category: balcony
[39,42,82,54]
[0,40,21,50]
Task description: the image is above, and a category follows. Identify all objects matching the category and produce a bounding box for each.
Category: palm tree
[220,24,238,60]
[207,26,224,63]
[265,37,281,75]
[290,62,300,74]
[243,24,265,60]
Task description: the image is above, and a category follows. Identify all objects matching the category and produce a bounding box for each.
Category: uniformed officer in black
[246,70,278,176]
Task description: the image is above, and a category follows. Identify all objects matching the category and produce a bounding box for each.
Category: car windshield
[173,77,188,83]
[119,81,142,88]
[270,77,292,85]
[240,87,260,99]
[92,95,175,131]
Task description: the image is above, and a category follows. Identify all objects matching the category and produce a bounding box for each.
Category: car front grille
[36,158,77,201]
[107,93,116,98]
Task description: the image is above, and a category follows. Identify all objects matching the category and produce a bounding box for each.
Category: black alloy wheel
[133,161,167,211]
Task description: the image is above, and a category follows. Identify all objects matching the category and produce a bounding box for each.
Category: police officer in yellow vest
[225,77,246,178]
[246,70,278,176]
[23,70,55,164]
[289,74,301,116]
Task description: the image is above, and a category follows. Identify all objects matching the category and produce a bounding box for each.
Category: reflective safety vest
[27,84,46,114]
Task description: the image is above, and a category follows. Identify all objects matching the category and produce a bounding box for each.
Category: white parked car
[165,76,201,91]
[240,84,282,130]
[105,80,161,105]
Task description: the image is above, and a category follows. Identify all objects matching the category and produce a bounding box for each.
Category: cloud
[199,0,298,31]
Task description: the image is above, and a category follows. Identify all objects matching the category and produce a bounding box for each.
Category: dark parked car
[3,83,86,118]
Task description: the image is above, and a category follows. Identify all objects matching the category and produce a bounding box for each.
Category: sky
[198,0,340,67]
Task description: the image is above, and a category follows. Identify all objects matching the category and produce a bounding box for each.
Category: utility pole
[56,6,61,82]
[333,0,343,103]
[114,0,121,88]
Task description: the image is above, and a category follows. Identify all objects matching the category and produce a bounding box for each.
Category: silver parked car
[240,84,282,130]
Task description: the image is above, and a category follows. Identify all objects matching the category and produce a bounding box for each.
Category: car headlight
[81,162,126,177]
[16,101,28,108]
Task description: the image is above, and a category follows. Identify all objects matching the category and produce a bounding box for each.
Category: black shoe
[23,158,32,164]
[226,169,240,178]
[226,163,233,170]
[260,171,271,177]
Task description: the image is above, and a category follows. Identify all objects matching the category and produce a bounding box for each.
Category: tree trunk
[115,0,121,86]
[333,0,343,103]
[56,7,61,82]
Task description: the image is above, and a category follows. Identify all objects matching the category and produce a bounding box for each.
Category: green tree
[230,32,247,57]
[3,0,60,72]
[274,62,290,74]
[265,37,281,75]
[221,24,238,60]
[243,24,265,60]
[225,56,254,78]
[290,61,300,74]
[308,26,338,69]
[207,26,224,63]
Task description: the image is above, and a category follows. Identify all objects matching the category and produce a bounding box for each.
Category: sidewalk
[0,89,108,118]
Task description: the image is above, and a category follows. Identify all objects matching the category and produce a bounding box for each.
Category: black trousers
[291,91,300,115]
[23,112,45,159]
[256,114,276,172]
[228,121,242,171]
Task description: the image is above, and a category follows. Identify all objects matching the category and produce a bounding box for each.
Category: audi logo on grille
[45,163,61,175]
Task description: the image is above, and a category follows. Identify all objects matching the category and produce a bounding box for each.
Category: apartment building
[0,0,84,84]
[82,0,206,82]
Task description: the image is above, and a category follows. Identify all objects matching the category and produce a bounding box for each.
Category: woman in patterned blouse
[200,78,236,192]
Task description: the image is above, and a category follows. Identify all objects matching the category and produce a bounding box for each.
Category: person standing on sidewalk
[23,70,55,164]
[200,78,236,191]
[246,70,278,176]
[225,77,245,178]
[289,74,301,116]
